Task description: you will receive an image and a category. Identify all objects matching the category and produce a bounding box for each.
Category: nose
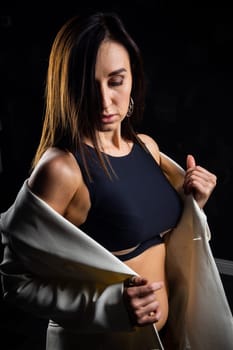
[100,85,112,111]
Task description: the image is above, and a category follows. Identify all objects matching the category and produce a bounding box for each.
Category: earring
[126,97,134,118]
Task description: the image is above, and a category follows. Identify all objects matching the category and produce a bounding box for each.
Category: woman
[1,11,233,350]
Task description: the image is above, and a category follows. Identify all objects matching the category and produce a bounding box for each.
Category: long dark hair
[32,11,146,178]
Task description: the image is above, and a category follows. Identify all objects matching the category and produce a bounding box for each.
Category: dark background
[0,2,233,349]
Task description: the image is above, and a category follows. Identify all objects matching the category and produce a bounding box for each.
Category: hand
[123,276,163,327]
[183,154,217,208]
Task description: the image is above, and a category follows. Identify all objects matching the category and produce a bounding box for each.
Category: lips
[101,114,116,123]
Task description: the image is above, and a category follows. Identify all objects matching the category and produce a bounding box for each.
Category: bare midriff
[114,243,168,332]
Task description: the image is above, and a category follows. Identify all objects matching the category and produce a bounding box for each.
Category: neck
[85,132,132,157]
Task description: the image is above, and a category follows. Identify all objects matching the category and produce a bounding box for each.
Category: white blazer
[0,152,233,350]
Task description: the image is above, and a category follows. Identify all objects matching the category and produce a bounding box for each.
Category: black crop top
[76,143,183,261]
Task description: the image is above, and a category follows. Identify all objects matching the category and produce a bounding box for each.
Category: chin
[98,125,115,132]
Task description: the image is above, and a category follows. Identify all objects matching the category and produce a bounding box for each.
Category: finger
[136,305,162,326]
[185,168,217,189]
[186,154,196,169]
[129,275,148,286]
[135,282,163,297]
[136,291,160,309]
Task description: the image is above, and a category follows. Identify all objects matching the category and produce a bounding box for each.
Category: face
[95,40,132,132]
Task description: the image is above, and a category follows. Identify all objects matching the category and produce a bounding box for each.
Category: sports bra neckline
[83,142,135,159]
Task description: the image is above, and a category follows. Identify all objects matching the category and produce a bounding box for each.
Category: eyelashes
[109,80,123,87]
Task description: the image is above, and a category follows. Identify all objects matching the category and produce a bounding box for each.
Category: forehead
[95,40,131,76]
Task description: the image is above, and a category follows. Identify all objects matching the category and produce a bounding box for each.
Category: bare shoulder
[28,147,82,214]
[137,133,160,164]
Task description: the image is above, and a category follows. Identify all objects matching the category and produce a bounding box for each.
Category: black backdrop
[1,2,233,349]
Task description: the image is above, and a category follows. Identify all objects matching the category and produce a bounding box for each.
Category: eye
[109,76,124,87]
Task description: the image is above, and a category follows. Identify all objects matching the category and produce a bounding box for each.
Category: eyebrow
[108,68,127,77]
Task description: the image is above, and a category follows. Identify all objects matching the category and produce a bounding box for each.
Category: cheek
[117,96,130,118]
[116,89,131,116]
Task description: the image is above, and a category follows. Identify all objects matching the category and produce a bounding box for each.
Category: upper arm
[28,148,82,215]
[137,133,161,164]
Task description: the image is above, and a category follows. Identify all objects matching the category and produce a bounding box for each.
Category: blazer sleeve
[0,242,133,333]
[0,181,139,333]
